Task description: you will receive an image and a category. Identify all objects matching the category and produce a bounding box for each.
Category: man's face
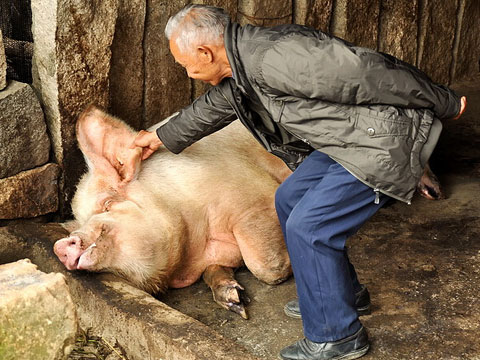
[169,37,226,86]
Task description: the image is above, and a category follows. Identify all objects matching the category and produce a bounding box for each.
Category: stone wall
[23,0,480,217]
[105,0,478,129]
[0,81,59,220]
[0,30,6,90]
[31,0,119,216]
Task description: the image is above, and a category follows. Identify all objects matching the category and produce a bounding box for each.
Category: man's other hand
[453,96,467,120]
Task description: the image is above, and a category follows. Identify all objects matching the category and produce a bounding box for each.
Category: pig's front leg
[202,265,250,319]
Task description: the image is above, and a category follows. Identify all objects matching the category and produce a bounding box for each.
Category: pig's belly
[169,234,243,288]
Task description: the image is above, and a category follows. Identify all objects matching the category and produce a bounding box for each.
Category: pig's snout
[54,235,84,270]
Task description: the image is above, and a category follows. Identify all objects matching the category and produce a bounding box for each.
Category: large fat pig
[54,106,444,319]
[54,105,293,318]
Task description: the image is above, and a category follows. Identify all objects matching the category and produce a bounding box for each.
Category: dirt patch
[68,329,127,360]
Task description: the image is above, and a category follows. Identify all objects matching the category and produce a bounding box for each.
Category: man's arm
[259,35,461,119]
[156,83,237,154]
[120,83,235,183]
[130,80,236,160]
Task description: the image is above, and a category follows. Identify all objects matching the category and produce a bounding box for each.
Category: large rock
[418,0,458,84]
[143,0,192,129]
[109,0,146,130]
[238,0,292,26]
[332,0,380,50]
[0,81,50,179]
[378,0,418,65]
[0,259,77,360]
[454,0,480,82]
[0,163,60,219]
[294,0,333,31]
[31,0,119,214]
[0,29,6,90]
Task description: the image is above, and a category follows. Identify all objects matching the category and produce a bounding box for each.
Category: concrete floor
[160,77,480,360]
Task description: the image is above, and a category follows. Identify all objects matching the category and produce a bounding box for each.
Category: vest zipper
[329,155,412,205]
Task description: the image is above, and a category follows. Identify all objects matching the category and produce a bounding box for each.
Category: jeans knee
[284,210,305,244]
[284,209,343,250]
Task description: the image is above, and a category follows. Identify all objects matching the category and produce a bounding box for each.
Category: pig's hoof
[212,282,250,319]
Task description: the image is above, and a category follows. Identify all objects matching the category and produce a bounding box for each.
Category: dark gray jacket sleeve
[156,83,236,154]
[259,35,460,119]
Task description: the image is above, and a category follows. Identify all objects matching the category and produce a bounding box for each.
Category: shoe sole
[278,344,370,360]
[333,344,370,360]
[356,305,371,316]
[283,303,302,319]
[284,304,372,319]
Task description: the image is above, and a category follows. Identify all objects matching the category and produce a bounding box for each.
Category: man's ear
[196,45,214,63]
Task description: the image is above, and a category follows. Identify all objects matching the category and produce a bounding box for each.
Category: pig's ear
[76,105,140,184]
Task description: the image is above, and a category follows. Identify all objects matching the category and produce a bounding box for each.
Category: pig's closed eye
[101,224,108,234]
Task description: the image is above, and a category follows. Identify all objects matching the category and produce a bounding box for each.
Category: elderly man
[128,4,466,360]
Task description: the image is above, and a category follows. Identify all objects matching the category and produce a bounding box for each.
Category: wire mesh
[0,0,33,84]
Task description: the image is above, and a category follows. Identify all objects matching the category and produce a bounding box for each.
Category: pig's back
[137,121,285,208]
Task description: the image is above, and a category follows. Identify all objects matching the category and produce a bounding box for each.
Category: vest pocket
[354,111,412,138]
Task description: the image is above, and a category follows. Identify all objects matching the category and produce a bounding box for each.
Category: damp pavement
[1,77,479,360]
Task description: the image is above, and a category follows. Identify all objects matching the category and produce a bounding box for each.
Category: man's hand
[130,130,163,160]
[452,96,467,120]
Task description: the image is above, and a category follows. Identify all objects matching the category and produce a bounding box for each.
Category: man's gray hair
[165,4,230,53]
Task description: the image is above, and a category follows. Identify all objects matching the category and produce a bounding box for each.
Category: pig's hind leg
[203,265,250,319]
[233,207,292,285]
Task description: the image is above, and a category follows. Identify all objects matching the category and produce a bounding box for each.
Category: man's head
[165,5,232,85]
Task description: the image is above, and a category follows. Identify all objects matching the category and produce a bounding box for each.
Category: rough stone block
[0,259,77,360]
[143,0,192,129]
[0,81,50,179]
[238,0,292,26]
[192,0,238,21]
[31,0,119,213]
[418,0,458,84]
[455,0,480,82]
[0,30,6,90]
[294,0,333,32]
[332,0,380,50]
[109,0,146,130]
[379,0,418,65]
[0,163,60,220]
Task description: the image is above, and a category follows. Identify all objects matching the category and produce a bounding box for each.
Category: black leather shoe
[279,326,369,360]
[284,285,371,319]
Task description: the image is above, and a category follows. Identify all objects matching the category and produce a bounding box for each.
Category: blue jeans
[275,151,389,342]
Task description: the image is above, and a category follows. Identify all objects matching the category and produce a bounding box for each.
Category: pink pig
[54,105,292,318]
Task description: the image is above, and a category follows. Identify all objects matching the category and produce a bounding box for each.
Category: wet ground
[160,77,480,360]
